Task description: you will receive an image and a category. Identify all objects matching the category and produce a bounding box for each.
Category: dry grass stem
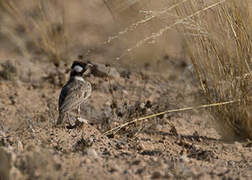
[104,99,241,136]
[115,0,226,61]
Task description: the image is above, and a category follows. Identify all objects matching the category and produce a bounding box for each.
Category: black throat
[70,70,83,77]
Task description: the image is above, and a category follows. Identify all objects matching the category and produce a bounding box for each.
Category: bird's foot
[66,117,88,129]
[77,117,88,124]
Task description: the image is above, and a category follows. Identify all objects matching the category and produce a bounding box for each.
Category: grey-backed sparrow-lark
[57,61,93,126]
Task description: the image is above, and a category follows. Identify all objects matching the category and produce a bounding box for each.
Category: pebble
[17,141,24,152]
[87,148,99,159]
[152,171,162,179]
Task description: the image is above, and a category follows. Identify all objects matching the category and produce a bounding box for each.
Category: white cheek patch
[74,65,83,72]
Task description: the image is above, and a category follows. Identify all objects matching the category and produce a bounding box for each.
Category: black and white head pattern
[70,61,93,77]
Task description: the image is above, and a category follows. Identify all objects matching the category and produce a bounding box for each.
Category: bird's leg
[77,105,80,117]
[57,112,63,125]
[76,105,88,125]
[67,113,71,124]
[75,105,81,122]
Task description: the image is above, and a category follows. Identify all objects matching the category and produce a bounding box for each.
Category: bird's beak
[87,63,94,68]
[83,63,93,76]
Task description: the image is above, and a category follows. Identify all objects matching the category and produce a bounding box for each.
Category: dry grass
[0,0,68,64]
[176,0,252,141]
[103,0,252,141]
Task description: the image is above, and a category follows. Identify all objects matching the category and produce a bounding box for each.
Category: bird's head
[70,61,93,77]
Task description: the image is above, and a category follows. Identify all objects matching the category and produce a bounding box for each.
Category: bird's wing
[59,81,91,113]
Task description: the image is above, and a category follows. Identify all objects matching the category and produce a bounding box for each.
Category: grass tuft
[104,0,252,141]
[177,0,252,141]
[0,0,68,65]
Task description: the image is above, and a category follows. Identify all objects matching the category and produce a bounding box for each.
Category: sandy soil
[0,57,252,180]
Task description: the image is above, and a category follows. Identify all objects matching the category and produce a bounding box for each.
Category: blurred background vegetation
[0,0,184,68]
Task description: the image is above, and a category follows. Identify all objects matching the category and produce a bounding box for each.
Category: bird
[57,61,93,127]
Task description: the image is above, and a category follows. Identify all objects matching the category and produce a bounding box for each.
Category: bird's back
[58,78,92,114]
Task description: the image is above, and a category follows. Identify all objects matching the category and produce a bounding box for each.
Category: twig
[103,98,241,136]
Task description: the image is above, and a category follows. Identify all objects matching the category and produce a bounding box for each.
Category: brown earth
[0,57,252,180]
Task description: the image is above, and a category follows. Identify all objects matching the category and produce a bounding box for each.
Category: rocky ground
[0,57,252,180]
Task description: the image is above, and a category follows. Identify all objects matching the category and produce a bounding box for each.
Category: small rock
[108,67,120,78]
[156,124,163,131]
[83,158,91,164]
[122,90,128,95]
[234,141,243,150]
[120,69,131,79]
[145,100,152,109]
[9,96,16,105]
[170,125,178,136]
[151,171,162,179]
[0,60,17,81]
[17,141,24,152]
[92,63,120,78]
[131,160,141,165]
[77,117,88,124]
[74,137,93,152]
[87,148,99,159]
[109,164,120,173]
[180,154,189,163]
[105,101,111,106]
